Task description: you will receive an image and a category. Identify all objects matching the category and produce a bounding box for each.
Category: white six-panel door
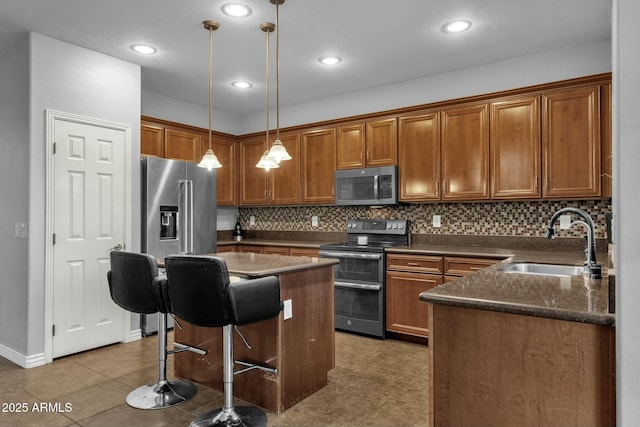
[48,111,131,358]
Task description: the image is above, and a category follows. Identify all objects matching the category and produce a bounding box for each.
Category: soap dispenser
[233,219,244,241]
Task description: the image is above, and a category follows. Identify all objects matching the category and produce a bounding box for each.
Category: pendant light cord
[266,27,271,148]
[275,1,280,141]
[208,26,213,151]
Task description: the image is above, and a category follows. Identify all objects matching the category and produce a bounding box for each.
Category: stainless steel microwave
[334,166,398,206]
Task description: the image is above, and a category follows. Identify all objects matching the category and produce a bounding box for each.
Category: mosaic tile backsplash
[238,200,611,239]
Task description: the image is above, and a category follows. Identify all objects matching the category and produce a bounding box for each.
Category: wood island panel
[173,264,335,414]
[428,304,615,427]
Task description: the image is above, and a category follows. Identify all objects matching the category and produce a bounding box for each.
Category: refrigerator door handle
[180,179,194,254]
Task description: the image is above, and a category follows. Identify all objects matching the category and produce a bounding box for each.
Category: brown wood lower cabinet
[289,247,320,257]
[386,254,501,339]
[428,304,615,426]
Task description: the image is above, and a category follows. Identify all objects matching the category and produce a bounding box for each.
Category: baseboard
[0,343,46,369]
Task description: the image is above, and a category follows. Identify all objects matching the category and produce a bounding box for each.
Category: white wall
[0,34,30,356]
[19,33,141,360]
[142,90,240,136]
[238,40,611,134]
[614,0,640,424]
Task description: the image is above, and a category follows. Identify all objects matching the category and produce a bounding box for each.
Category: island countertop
[402,245,615,326]
[160,251,338,279]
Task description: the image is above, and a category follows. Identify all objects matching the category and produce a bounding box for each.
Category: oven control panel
[346,219,408,235]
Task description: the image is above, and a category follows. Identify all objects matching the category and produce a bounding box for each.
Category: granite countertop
[208,252,338,278]
[392,245,616,327]
[218,239,324,248]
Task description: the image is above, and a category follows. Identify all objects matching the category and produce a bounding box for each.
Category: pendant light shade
[255,149,279,171]
[267,138,291,162]
[198,20,222,170]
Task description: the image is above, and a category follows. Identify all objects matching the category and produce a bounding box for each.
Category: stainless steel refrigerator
[140,156,217,334]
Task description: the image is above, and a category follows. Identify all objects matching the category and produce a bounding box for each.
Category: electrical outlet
[559,214,571,230]
[15,222,27,238]
[432,215,441,228]
[283,299,292,320]
[311,216,319,227]
[250,216,256,226]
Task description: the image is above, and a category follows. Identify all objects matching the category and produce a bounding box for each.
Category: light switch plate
[283,299,292,320]
[311,216,318,227]
[432,215,441,228]
[249,216,256,226]
[15,222,27,238]
[559,214,571,229]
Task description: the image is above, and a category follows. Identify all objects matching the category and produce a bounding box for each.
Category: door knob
[110,243,124,251]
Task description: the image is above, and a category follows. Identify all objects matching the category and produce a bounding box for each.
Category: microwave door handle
[374,175,379,199]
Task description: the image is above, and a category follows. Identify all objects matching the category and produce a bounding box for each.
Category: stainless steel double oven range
[319,219,409,338]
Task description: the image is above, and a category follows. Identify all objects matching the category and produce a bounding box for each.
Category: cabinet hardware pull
[407,262,420,266]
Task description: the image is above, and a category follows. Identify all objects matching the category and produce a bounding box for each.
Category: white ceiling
[0,0,611,116]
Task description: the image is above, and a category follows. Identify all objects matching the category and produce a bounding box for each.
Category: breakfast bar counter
[170,252,339,414]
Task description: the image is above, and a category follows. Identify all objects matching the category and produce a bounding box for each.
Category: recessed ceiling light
[319,56,342,65]
[232,81,253,89]
[442,20,472,33]
[222,3,252,17]
[130,44,157,54]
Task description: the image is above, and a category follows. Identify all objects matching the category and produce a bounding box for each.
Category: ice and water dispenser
[160,206,178,240]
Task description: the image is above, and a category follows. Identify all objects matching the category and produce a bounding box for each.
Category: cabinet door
[336,122,366,169]
[164,128,200,162]
[270,132,301,205]
[201,134,236,206]
[240,137,269,205]
[216,245,236,253]
[301,127,337,204]
[490,96,541,199]
[443,257,499,277]
[141,123,164,157]
[542,85,601,198]
[289,247,320,257]
[441,104,490,200]
[366,117,397,167]
[386,270,442,338]
[263,246,290,256]
[398,112,441,201]
[238,245,263,254]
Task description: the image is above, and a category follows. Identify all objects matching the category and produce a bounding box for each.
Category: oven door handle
[334,281,382,291]
[319,251,382,260]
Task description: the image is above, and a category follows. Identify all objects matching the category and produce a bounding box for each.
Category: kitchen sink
[498,262,585,277]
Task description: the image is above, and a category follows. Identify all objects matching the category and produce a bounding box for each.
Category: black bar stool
[164,255,282,427]
[107,251,198,409]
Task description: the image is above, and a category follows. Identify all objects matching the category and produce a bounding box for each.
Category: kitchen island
[416,249,615,427]
[169,252,338,414]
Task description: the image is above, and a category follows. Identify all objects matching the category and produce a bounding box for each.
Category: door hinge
[52,233,56,245]
[52,324,56,337]
[53,142,56,154]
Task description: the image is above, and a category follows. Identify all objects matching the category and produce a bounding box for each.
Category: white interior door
[50,113,130,358]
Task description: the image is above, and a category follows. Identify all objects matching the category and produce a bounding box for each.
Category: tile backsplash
[238,199,611,239]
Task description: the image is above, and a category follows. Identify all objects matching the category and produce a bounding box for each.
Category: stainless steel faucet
[545,207,602,279]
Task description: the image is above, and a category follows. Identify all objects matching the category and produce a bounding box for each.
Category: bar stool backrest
[108,251,166,314]
[164,255,232,327]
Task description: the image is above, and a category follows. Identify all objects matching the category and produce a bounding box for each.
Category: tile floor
[0,332,429,427]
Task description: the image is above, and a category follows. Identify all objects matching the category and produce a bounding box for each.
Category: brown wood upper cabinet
[490,95,541,199]
[398,111,441,201]
[301,127,337,204]
[542,85,601,198]
[336,117,397,169]
[200,133,237,206]
[441,103,490,200]
[164,128,201,162]
[270,132,301,205]
[141,123,164,158]
[240,133,301,206]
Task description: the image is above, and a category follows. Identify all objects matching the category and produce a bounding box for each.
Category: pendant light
[256,21,279,171]
[198,20,223,170]
[267,0,291,163]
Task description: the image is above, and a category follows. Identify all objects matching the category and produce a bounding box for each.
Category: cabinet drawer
[387,254,443,274]
[443,257,499,277]
[263,246,290,256]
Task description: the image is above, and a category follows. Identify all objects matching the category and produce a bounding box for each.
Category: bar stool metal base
[126,380,197,410]
[190,406,267,427]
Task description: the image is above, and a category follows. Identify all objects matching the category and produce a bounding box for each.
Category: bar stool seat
[107,251,198,409]
[164,255,282,427]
